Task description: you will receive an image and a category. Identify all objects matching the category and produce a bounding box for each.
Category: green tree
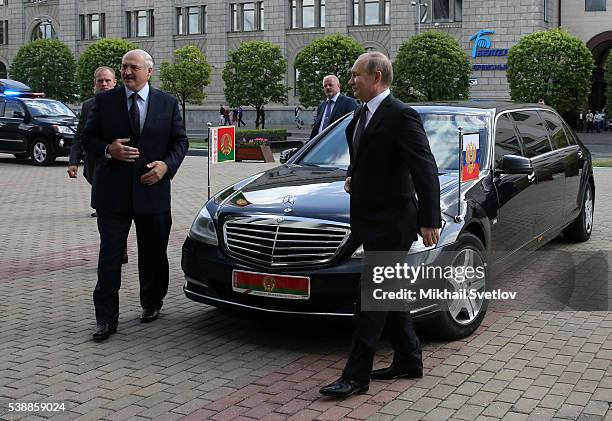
[222,40,287,128]
[160,45,212,127]
[393,31,471,102]
[507,28,593,113]
[77,38,136,100]
[10,39,78,101]
[294,34,364,107]
[605,53,612,114]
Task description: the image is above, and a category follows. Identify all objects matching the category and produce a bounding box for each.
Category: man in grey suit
[68,66,117,184]
[309,75,358,140]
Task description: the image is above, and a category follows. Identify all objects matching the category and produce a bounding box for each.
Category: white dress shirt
[318,92,341,134]
[125,83,150,132]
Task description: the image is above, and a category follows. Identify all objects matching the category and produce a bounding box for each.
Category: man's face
[349,59,378,103]
[322,77,340,99]
[121,52,152,91]
[93,69,116,93]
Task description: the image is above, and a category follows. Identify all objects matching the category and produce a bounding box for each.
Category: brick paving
[0,154,611,420]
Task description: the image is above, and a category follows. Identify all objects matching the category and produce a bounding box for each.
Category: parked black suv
[0,79,77,165]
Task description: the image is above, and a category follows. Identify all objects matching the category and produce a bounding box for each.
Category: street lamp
[410,1,428,35]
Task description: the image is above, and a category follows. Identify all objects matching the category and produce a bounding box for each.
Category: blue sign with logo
[469,29,508,71]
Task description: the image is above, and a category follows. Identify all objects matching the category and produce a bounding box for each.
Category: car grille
[223,216,350,267]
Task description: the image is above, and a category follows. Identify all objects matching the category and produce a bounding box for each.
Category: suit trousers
[341,239,422,384]
[93,210,172,324]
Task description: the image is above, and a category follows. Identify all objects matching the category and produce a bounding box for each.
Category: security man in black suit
[309,75,358,140]
[320,52,441,398]
[83,49,189,341]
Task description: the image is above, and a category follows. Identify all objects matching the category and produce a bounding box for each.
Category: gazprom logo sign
[470,29,508,71]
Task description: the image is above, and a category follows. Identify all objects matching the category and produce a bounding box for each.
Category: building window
[31,20,56,41]
[80,13,105,40]
[177,6,206,35]
[353,0,389,25]
[290,0,325,28]
[127,10,154,37]
[420,0,462,23]
[0,20,6,44]
[585,0,606,11]
[0,1,6,6]
[230,2,264,32]
[294,68,300,96]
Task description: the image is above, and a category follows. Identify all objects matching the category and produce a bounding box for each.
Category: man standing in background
[309,75,358,140]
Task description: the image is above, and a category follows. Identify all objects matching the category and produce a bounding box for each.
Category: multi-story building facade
[0,0,609,109]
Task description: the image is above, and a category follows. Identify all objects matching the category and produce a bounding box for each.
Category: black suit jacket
[346,94,441,248]
[82,85,188,215]
[69,98,99,182]
[310,94,358,139]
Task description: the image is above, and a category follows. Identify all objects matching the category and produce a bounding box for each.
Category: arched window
[0,62,7,79]
[31,20,57,41]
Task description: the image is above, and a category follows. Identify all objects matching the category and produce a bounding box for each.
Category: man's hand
[67,165,78,178]
[344,177,351,194]
[420,227,440,248]
[109,138,139,162]
[140,161,168,186]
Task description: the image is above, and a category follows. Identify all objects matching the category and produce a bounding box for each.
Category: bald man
[309,75,358,140]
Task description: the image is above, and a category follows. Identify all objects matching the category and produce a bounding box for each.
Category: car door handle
[527,171,536,183]
[577,150,584,158]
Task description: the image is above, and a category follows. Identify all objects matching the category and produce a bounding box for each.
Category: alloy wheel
[444,248,486,326]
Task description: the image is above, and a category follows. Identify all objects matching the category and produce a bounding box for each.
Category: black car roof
[410,100,555,114]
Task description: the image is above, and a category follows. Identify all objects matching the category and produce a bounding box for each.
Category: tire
[13,153,28,159]
[30,138,55,166]
[563,183,594,242]
[422,232,489,340]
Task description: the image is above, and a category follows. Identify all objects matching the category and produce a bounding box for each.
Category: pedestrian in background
[577,111,584,132]
[310,75,358,140]
[237,105,246,127]
[294,105,304,129]
[320,52,440,398]
[232,107,239,125]
[586,110,594,133]
[83,49,188,342]
[219,104,225,125]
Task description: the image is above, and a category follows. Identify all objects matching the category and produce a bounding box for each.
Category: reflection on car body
[182,101,595,340]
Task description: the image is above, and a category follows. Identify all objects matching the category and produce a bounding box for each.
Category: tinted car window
[541,111,569,150]
[4,100,25,118]
[494,114,522,165]
[300,118,351,168]
[22,99,75,118]
[511,111,552,158]
[0,101,4,116]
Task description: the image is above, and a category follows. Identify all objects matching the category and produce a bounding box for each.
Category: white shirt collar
[365,88,390,115]
[125,83,150,101]
[328,92,340,103]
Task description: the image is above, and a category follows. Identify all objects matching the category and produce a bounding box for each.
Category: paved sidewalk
[0,155,611,421]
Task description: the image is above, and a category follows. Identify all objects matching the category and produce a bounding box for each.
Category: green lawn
[593,159,612,167]
[189,138,208,149]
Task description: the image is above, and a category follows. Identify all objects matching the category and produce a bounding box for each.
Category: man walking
[320,52,441,398]
[83,49,188,341]
[310,75,358,140]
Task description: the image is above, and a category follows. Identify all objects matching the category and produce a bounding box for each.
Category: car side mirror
[498,154,533,175]
[280,147,299,164]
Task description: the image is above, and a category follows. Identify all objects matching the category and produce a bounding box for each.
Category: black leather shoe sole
[370,369,423,380]
[140,309,159,323]
[319,384,369,398]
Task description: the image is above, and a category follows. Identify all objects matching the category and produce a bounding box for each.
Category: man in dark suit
[309,75,358,140]
[83,49,189,341]
[320,52,441,398]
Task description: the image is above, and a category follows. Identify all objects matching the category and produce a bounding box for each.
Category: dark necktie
[129,92,140,135]
[352,104,368,156]
[320,99,333,131]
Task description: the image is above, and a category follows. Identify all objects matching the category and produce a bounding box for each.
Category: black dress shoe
[90,211,97,217]
[140,308,159,323]
[370,365,423,380]
[319,378,369,398]
[92,322,117,342]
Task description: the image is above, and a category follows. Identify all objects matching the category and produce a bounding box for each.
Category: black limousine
[182,101,594,340]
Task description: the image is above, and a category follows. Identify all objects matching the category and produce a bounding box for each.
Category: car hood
[34,116,78,126]
[217,165,458,224]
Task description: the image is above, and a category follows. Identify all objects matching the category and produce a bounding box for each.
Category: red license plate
[232,270,310,300]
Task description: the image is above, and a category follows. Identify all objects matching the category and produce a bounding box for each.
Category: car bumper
[182,236,457,319]
[54,134,74,156]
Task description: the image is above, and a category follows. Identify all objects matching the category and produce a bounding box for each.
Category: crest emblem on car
[263,276,276,292]
[283,195,295,213]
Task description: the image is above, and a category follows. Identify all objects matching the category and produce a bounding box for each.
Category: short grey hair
[123,49,155,69]
[322,75,340,84]
[93,66,116,80]
[359,52,393,86]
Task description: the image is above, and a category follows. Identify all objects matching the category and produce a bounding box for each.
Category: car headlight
[189,205,218,245]
[52,125,74,135]
[351,221,446,258]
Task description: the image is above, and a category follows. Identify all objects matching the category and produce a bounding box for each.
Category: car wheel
[13,153,28,159]
[423,232,489,340]
[563,183,593,242]
[30,138,55,166]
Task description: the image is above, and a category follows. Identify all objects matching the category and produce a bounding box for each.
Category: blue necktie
[320,99,333,131]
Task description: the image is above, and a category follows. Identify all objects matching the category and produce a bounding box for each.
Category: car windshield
[22,99,76,118]
[298,109,490,172]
